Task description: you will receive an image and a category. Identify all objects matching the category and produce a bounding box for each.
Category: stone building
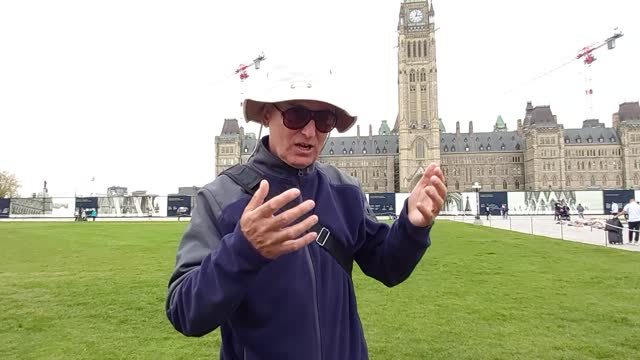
[214,0,640,193]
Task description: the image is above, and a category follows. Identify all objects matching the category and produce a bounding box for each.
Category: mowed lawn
[1,221,639,360]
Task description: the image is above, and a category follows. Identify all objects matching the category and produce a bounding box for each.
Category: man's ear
[261,104,273,128]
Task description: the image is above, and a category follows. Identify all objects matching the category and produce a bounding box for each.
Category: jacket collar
[249,136,317,179]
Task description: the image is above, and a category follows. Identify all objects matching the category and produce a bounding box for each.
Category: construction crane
[576,29,623,119]
[234,52,267,82]
[504,29,624,120]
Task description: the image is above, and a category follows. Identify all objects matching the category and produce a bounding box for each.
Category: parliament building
[215,0,640,194]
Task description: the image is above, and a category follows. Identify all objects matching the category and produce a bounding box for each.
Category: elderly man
[165,66,447,359]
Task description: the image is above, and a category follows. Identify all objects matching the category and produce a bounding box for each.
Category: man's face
[265,100,332,169]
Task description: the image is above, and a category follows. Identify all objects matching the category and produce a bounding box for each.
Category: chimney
[612,112,620,129]
[517,119,523,135]
[357,125,360,137]
[456,121,460,136]
[369,124,373,138]
[469,121,473,135]
[239,126,245,139]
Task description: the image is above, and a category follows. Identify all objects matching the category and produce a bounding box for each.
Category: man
[165,66,447,359]
[576,203,584,219]
[485,204,490,220]
[617,198,640,245]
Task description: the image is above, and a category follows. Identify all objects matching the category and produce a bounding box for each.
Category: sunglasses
[273,103,337,133]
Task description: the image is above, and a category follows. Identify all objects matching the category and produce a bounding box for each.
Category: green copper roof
[379,120,391,135]
[438,118,446,132]
[495,115,506,128]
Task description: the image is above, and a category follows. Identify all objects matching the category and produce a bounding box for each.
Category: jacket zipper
[299,168,323,360]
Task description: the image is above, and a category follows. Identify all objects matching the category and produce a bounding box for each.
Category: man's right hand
[240,179,318,259]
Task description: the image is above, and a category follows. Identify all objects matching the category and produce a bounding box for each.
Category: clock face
[409,9,423,23]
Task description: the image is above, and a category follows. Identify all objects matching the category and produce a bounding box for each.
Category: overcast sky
[1,0,638,197]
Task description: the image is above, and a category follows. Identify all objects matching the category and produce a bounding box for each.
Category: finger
[416,201,435,224]
[275,214,319,244]
[275,231,318,257]
[244,180,269,212]
[271,200,316,229]
[415,163,437,189]
[430,175,448,199]
[255,187,301,217]
[424,185,445,213]
[433,166,445,183]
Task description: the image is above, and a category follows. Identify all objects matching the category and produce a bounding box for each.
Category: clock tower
[397,0,440,192]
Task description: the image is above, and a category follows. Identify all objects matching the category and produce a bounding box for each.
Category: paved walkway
[442,215,640,252]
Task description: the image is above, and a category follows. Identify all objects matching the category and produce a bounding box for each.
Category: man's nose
[300,119,317,137]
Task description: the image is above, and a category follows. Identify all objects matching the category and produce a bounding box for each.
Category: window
[479,145,484,151]
[501,144,505,150]
[443,146,448,152]
[502,180,507,190]
[329,149,334,155]
[487,144,491,151]
[415,139,425,159]
[465,145,470,152]
[455,181,460,190]
[515,180,520,190]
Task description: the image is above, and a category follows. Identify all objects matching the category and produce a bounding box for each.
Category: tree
[0,170,20,198]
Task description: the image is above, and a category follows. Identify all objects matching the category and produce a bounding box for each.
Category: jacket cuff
[398,198,432,246]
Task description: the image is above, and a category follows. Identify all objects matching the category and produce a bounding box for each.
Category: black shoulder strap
[221,164,353,276]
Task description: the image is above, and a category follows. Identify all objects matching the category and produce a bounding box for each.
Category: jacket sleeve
[165,185,271,337]
[353,192,432,288]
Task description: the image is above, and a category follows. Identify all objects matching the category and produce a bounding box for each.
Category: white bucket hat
[242,64,357,133]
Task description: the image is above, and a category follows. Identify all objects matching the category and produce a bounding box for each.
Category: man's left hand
[407,163,447,227]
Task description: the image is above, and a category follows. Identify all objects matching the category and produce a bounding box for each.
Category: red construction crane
[576,29,623,119]
[234,52,267,82]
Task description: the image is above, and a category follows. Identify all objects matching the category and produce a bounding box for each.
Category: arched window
[634,174,639,186]
[455,181,460,190]
[423,41,427,57]
[408,42,411,57]
[374,182,378,191]
[616,175,622,186]
[552,176,558,187]
[418,40,422,57]
[413,42,417,57]
[515,180,520,190]
[566,175,572,187]
[502,180,507,190]
[590,175,596,186]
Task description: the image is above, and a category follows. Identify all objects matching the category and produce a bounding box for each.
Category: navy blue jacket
[166,136,432,359]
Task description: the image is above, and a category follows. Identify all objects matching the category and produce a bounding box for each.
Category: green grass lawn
[1,220,639,359]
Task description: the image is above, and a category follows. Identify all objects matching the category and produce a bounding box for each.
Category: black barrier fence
[167,196,192,217]
[0,198,10,218]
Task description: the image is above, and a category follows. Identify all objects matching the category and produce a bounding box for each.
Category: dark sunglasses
[273,103,337,133]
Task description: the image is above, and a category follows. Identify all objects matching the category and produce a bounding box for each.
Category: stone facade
[214,0,640,193]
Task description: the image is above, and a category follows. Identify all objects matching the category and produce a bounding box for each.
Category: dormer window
[576,137,582,143]
[244,147,248,153]
[329,149,334,155]
[565,137,570,144]
[599,137,604,143]
[465,145,470,152]
[362,148,367,154]
[610,137,615,142]
[515,143,521,150]
[487,144,491,151]
[451,146,456,152]
[501,144,506,150]
[376,147,380,154]
[479,145,484,151]
[587,137,593,143]
[443,146,448,152]
[343,148,347,154]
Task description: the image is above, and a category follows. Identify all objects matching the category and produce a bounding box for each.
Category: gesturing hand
[407,163,447,227]
[240,180,319,259]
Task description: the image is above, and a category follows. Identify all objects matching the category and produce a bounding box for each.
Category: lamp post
[472,181,483,225]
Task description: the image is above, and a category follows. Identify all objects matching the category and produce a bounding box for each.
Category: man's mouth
[295,143,314,151]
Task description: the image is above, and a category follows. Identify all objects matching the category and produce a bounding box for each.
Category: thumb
[245,179,269,212]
